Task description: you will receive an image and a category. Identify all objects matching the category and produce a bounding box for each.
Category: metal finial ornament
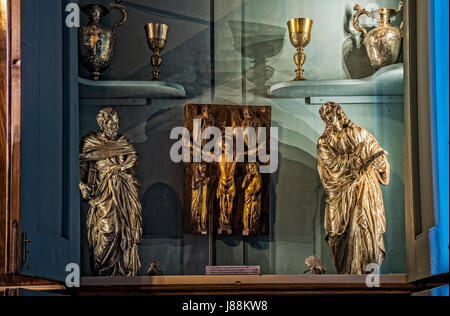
[147,262,164,276]
[304,256,327,275]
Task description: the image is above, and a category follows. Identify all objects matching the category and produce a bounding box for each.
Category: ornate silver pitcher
[353,2,404,70]
[78,0,127,80]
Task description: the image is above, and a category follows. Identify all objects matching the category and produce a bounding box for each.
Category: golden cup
[145,22,169,81]
[287,18,313,81]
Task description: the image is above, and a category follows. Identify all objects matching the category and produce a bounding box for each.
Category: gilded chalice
[287,18,313,81]
[145,23,169,81]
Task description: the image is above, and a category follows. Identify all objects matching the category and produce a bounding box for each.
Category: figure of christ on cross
[216,137,238,235]
[188,107,266,235]
[200,129,260,235]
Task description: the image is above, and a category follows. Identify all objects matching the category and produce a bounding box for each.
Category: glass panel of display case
[78,0,406,277]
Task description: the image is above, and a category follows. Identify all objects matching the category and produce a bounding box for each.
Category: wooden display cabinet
[0,0,448,296]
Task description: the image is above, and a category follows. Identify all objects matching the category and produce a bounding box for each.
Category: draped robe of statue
[242,167,262,235]
[317,123,389,274]
[191,163,209,234]
[80,132,142,276]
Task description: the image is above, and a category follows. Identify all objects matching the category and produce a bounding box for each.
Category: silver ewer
[78,1,127,80]
[353,2,404,70]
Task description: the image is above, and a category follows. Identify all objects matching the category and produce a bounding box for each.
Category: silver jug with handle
[353,2,404,70]
[78,0,127,80]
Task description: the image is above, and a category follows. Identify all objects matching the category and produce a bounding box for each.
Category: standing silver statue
[80,108,142,276]
[317,102,390,274]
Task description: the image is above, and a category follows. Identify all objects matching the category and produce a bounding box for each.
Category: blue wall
[430,0,449,296]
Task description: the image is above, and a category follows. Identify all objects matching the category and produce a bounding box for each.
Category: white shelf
[79,77,186,100]
[269,63,404,99]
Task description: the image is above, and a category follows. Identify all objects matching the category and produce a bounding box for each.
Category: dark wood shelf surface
[75,274,418,296]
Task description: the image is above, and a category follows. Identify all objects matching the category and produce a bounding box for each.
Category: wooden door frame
[1,0,8,277]
[1,0,20,277]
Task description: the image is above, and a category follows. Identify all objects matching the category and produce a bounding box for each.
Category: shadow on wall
[228,21,286,97]
[341,5,373,79]
[131,27,212,98]
[142,182,183,239]
[134,107,185,239]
